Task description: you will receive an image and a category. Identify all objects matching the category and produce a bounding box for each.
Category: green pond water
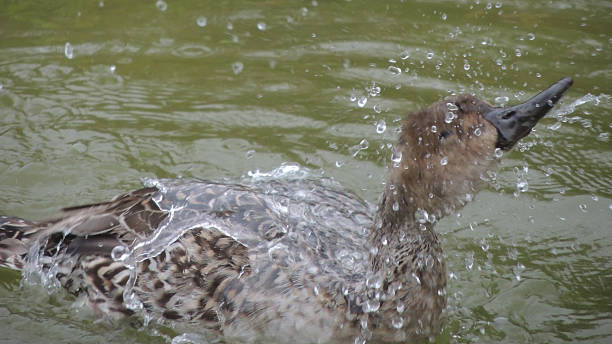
[0,1,610,343]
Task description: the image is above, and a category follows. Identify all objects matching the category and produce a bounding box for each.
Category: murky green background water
[1,1,610,343]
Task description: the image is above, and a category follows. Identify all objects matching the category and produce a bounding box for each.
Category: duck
[0,77,573,343]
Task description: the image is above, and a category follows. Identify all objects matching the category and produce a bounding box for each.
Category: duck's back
[1,177,374,341]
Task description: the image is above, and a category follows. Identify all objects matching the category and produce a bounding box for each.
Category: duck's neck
[363,178,447,332]
[368,170,445,282]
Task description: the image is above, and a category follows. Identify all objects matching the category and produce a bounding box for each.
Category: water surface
[1,1,610,343]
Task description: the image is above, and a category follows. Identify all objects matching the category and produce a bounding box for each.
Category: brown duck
[0,78,572,343]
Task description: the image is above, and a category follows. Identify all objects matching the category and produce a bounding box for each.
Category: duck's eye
[439,130,452,140]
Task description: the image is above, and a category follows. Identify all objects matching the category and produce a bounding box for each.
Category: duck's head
[383,78,573,225]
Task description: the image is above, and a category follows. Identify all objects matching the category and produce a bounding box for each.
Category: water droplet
[527,32,535,40]
[357,96,367,108]
[445,111,455,123]
[196,16,207,27]
[359,138,369,150]
[578,204,587,212]
[246,150,255,159]
[341,285,349,296]
[465,252,474,270]
[368,86,381,97]
[494,96,509,106]
[548,121,562,131]
[109,65,116,73]
[597,132,609,142]
[156,0,167,11]
[426,52,434,59]
[493,148,503,158]
[544,99,554,108]
[227,22,234,30]
[428,212,436,223]
[392,316,404,329]
[400,50,410,60]
[440,157,448,166]
[124,289,143,310]
[464,63,470,71]
[396,303,405,313]
[376,120,387,134]
[232,61,244,75]
[415,208,429,224]
[64,42,74,59]
[111,245,130,262]
[480,238,489,252]
[387,65,402,76]
[431,125,437,133]
[72,141,87,153]
[446,102,459,111]
[515,48,522,57]
[513,263,525,281]
[441,13,447,20]
[257,22,267,31]
[366,274,383,289]
[313,285,319,296]
[464,193,473,202]
[516,180,529,193]
[391,150,402,167]
[335,160,344,168]
[363,299,380,313]
[392,201,399,212]
[474,128,482,136]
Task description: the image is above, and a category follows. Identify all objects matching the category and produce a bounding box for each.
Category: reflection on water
[0,0,610,343]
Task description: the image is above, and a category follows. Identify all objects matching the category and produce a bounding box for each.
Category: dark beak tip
[557,77,574,92]
[486,77,574,149]
[535,76,574,107]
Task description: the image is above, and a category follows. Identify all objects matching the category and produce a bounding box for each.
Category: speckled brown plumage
[0,78,572,343]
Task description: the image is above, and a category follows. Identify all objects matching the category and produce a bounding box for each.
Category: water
[0,0,610,343]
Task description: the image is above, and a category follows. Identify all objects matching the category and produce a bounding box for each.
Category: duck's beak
[484,77,573,149]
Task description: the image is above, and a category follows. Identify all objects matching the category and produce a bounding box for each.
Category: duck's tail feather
[0,215,38,271]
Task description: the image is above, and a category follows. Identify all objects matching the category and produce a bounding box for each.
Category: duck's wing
[1,179,291,268]
[0,187,167,270]
[56,187,166,238]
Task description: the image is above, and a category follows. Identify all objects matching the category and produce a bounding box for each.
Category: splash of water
[554,93,610,119]
[246,162,316,181]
